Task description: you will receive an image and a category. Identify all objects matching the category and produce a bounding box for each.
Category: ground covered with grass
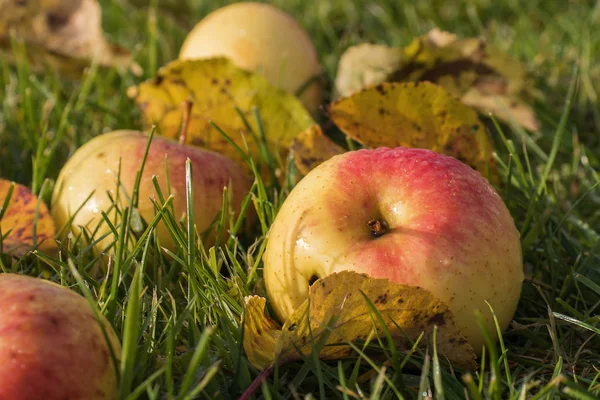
[1,0,600,398]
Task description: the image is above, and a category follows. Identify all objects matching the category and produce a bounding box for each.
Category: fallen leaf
[290,125,345,175]
[425,28,458,47]
[243,296,283,370]
[333,43,404,99]
[329,82,497,182]
[243,271,477,371]
[333,29,539,131]
[128,58,315,170]
[0,179,56,257]
[0,0,141,75]
[461,89,539,132]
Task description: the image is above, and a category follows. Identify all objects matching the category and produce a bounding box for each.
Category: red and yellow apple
[179,2,323,114]
[0,274,121,400]
[51,130,252,254]
[263,147,523,352]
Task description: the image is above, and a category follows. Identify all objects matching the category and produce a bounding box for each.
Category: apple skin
[263,147,523,352]
[0,274,121,400]
[52,130,252,254]
[179,2,323,114]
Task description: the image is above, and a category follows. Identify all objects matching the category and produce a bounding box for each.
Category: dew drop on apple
[296,237,310,249]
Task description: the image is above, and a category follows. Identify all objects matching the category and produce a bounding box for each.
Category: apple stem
[367,218,389,237]
[178,99,194,145]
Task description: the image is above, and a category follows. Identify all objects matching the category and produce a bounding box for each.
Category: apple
[52,130,252,254]
[263,147,523,352]
[179,2,323,114]
[0,273,121,400]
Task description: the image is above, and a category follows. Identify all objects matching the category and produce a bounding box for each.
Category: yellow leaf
[243,271,477,371]
[333,28,539,131]
[128,58,315,170]
[243,296,282,370]
[403,29,538,131]
[0,0,140,76]
[402,31,528,96]
[290,125,345,176]
[329,82,497,182]
[0,179,56,257]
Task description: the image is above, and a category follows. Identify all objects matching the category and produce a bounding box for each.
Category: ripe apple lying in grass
[52,130,252,254]
[0,274,120,400]
[263,147,524,352]
[179,2,323,114]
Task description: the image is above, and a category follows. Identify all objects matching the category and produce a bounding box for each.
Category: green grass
[1,0,600,398]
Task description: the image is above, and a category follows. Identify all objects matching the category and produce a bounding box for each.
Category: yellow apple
[0,273,120,400]
[179,2,323,114]
[52,130,252,254]
[263,147,524,353]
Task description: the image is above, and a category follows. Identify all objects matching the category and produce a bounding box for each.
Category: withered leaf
[243,296,283,370]
[0,0,140,76]
[0,179,56,257]
[290,125,345,175]
[329,82,497,183]
[128,58,315,170]
[333,43,404,99]
[334,28,539,131]
[243,271,477,371]
[461,89,539,132]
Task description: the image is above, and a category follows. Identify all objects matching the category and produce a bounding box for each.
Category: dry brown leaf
[334,29,539,131]
[128,58,315,170]
[290,125,345,175]
[425,28,458,47]
[0,179,56,257]
[333,43,404,99]
[0,0,140,75]
[243,271,477,371]
[462,89,539,132]
[329,82,498,183]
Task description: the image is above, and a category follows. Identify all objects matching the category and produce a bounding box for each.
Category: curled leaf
[402,29,538,131]
[0,0,140,75]
[0,179,56,257]
[290,125,345,175]
[243,296,283,370]
[461,89,539,132]
[333,43,404,99]
[334,29,539,131]
[128,58,315,169]
[329,82,497,182]
[425,28,458,47]
[243,271,477,371]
